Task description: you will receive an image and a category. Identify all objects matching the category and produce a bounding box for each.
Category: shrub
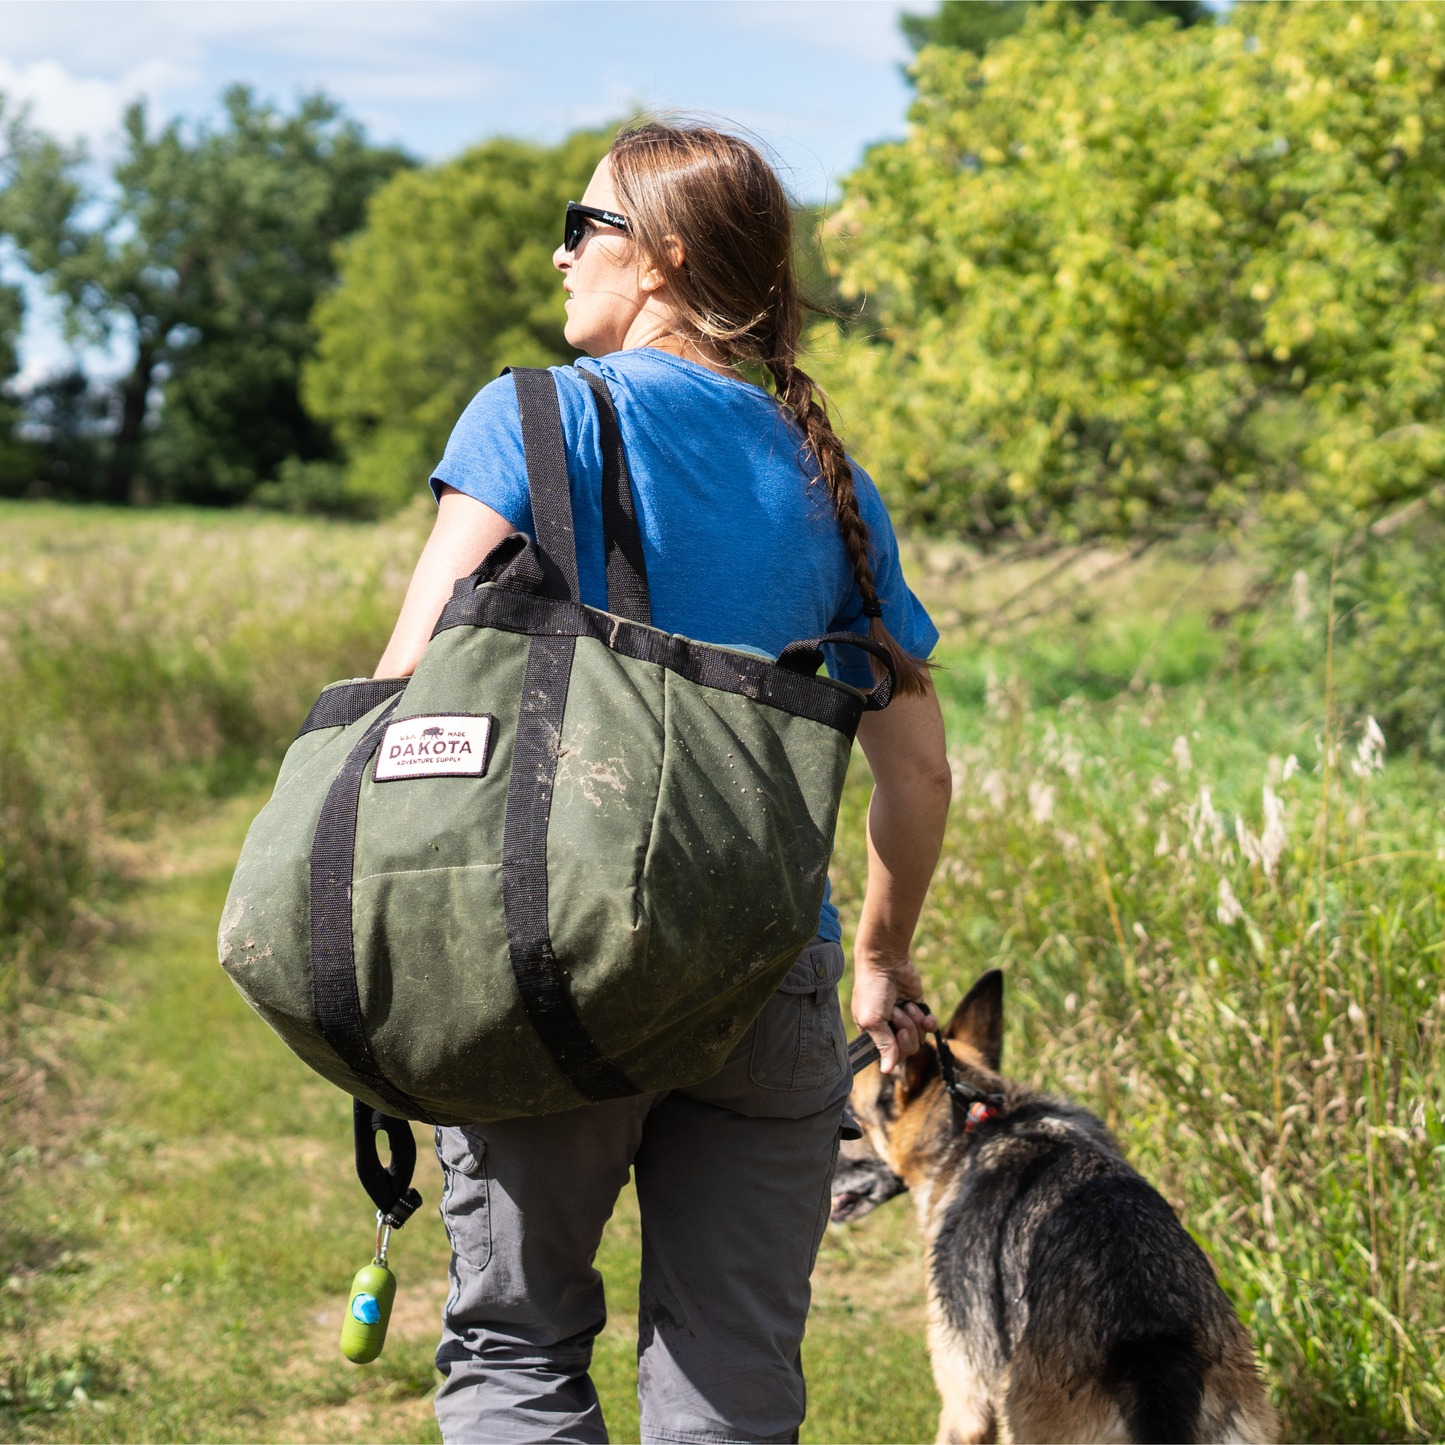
[816,2,1445,549]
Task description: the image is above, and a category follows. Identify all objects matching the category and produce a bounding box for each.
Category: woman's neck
[644,333,741,380]
[616,303,739,380]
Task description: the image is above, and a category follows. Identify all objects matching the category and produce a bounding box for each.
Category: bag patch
[374,715,492,781]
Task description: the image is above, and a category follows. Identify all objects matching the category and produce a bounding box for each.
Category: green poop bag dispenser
[342,1256,397,1364]
[342,1103,422,1365]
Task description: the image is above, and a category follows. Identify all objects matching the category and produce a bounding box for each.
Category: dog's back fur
[845,971,1275,1445]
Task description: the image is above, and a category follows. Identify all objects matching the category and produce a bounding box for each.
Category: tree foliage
[816,2,1445,549]
[0,102,42,489]
[0,278,39,488]
[899,0,1208,58]
[303,129,611,513]
[0,86,411,504]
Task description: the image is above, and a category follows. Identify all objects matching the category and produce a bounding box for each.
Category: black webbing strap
[309,697,432,1122]
[509,367,579,602]
[435,587,873,736]
[499,366,646,1102]
[577,368,651,624]
[849,1033,882,1074]
[297,678,409,738]
[777,631,896,711]
[502,633,639,1102]
[848,999,935,1075]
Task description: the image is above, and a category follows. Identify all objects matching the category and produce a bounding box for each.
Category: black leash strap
[847,1008,1003,1108]
[309,696,432,1122]
[353,1100,423,1228]
[935,1032,1005,1110]
[848,1032,883,1074]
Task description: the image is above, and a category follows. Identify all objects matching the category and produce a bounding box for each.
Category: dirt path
[1,795,935,1444]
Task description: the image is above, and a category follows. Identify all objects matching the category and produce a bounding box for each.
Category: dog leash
[932,1029,1006,1130]
[846,997,936,1075]
[848,1002,1005,1125]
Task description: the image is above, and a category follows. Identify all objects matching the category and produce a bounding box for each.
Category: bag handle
[506,365,652,623]
[578,368,651,624]
[776,631,896,711]
[509,367,579,603]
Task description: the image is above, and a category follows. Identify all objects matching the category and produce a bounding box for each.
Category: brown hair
[607,121,931,696]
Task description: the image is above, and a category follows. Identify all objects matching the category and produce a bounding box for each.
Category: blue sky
[0,1,921,382]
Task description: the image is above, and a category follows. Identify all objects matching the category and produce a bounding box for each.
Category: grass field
[0,796,935,1443]
[3,503,1443,1441]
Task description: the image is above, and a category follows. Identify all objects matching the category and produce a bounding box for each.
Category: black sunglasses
[564,201,630,253]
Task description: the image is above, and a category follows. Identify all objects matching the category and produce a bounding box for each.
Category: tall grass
[0,501,428,1022]
[833,642,1445,1440]
[4,507,1442,1437]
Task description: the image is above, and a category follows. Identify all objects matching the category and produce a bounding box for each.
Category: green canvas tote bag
[219,367,894,1126]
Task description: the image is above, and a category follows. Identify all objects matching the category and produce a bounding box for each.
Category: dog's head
[830,1133,908,1222]
[847,968,1008,1191]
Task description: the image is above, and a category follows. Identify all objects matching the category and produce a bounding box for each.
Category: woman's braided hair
[608,121,931,695]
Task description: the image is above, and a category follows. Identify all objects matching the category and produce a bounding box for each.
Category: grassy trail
[2,792,936,1443]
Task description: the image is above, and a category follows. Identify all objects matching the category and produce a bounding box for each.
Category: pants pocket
[749,943,846,1092]
[435,1126,492,1271]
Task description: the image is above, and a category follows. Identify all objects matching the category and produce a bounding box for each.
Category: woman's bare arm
[374,487,517,678]
[850,681,952,1072]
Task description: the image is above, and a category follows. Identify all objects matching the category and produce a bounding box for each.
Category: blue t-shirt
[431,347,938,942]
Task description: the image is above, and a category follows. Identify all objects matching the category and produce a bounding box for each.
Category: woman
[374,122,951,1445]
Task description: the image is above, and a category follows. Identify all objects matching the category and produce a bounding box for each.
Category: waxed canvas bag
[219,367,893,1126]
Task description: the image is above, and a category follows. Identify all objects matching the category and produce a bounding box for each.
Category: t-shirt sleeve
[429,373,536,537]
[822,468,939,692]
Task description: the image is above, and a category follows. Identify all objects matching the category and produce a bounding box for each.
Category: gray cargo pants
[432,938,851,1444]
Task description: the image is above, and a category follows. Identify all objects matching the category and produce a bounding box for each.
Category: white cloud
[0,54,199,152]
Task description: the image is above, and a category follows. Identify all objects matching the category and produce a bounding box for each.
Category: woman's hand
[374,486,516,679]
[851,682,952,1072]
[852,950,936,1075]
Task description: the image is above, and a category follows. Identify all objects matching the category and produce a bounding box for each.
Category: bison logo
[422,726,444,737]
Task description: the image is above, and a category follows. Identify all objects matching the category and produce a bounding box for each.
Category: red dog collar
[965,1101,999,1132]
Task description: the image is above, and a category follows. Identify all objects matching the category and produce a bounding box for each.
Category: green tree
[0,86,411,505]
[303,128,612,513]
[0,279,41,492]
[899,0,1209,58]
[815,1,1445,547]
[0,100,41,490]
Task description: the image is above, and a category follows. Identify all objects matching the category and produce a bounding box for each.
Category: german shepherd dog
[838,970,1276,1444]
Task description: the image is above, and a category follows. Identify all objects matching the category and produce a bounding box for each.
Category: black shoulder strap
[509,367,579,602]
[501,366,642,1106]
[508,365,652,623]
[577,369,651,625]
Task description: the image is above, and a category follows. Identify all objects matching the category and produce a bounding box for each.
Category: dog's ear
[945,969,1004,1071]
[900,1032,940,1101]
